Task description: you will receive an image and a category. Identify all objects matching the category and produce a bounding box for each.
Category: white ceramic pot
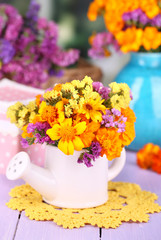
[6,145,126,208]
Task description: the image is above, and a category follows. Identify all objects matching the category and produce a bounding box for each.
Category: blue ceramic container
[115,52,161,151]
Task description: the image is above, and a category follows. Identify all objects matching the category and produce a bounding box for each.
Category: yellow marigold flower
[78,97,106,122]
[46,118,86,155]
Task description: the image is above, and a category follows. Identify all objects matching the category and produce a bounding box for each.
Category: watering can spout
[6,152,57,202]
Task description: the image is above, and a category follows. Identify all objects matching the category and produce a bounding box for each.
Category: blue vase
[115,52,161,151]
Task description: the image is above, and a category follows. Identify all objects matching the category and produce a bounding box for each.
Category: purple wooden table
[1,151,161,240]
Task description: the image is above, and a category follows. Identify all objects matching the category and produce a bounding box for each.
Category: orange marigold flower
[119,107,136,146]
[73,113,89,125]
[137,143,160,169]
[80,121,100,148]
[104,0,139,34]
[115,27,143,53]
[122,107,136,123]
[140,0,160,18]
[87,0,106,21]
[31,115,42,124]
[151,150,161,174]
[142,27,161,50]
[35,94,42,107]
[21,125,33,138]
[96,128,123,160]
[104,14,124,34]
[54,84,62,91]
[89,32,96,45]
[37,101,64,127]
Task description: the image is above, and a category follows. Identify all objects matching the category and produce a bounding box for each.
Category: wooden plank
[15,212,99,240]
[102,151,161,240]
[0,175,23,240]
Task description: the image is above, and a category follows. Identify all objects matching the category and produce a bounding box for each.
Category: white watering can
[6,145,126,208]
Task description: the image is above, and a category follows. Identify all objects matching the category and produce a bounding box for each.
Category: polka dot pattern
[0,133,45,174]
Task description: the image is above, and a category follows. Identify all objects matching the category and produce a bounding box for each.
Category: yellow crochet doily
[6,182,161,229]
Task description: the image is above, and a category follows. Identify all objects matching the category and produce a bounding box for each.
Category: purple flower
[51,48,80,67]
[49,68,64,77]
[117,122,126,133]
[92,32,113,48]
[21,138,29,148]
[2,61,49,87]
[122,9,150,26]
[92,81,103,91]
[3,5,23,41]
[131,9,142,22]
[111,108,121,117]
[0,39,15,64]
[27,122,55,145]
[99,87,111,100]
[88,48,106,59]
[26,0,40,32]
[101,109,127,133]
[15,28,35,52]
[27,122,50,133]
[91,141,102,158]
[152,14,161,27]
[27,123,36,133]
[78,152,94,167]
[88,32,117,59]
[122,12,131,22]
[0,3,80,87]
[139,13,150,25]
[92,81,110,100]
[77,142,102,167]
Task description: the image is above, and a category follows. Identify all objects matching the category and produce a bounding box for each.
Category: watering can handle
[108,148,126,181]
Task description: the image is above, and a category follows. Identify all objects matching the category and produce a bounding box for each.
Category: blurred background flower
[0,0,130,84]
[0,0,80,87]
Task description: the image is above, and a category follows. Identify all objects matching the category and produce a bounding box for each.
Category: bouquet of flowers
[0,1,79,87]
[7,76,136,167]
[87,0,161,58]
